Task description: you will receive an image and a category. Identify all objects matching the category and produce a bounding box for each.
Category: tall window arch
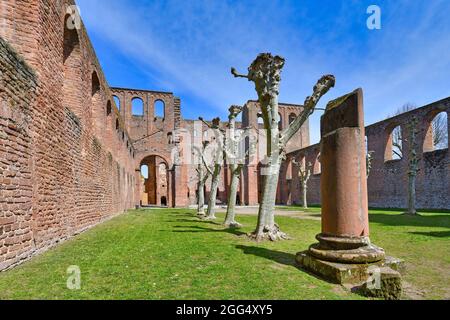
[391,126,403,160]
[91,72,100,97]
[113,95,121,111]
[313,153,321,175]
[278,113,283,130]
[289,113,296,125]
[141,165,149,179]
[385,124,403,161]
[132,97,144,116]
[91,71,103,133]
[154,100,165,119]
[63,14,83,119]
[257,114,264,126]
[106,101,112,116]
[424,111,448,152]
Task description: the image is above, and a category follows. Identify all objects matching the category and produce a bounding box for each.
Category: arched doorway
[140,155,170,207]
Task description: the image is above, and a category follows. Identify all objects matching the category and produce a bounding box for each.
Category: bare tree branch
[231,67,249,79]
[281,75,335,145]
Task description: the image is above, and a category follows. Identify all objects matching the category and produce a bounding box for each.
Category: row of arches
[384,111,448,162]
[257,112,297,131]
[112,96,165,118]
[63,13,134,159]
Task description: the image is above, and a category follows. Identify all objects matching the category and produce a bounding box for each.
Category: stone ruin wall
[0,0,137,271]
[284,97,450,210]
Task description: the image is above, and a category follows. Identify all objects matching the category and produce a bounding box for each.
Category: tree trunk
[197,179,206,216]
[302,181,308,209]
[205,164,222,220]
[224,165,243,228]
[407,173,417,215]
[251,167,288,241]
[406,116,419,216]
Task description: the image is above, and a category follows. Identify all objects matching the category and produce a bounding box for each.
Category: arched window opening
[90,71,103,133]
[278,113,283,131]
[63,15,80,64]
[154,100,165,119]
[63,14,83,120]
[257,115,264,126]
[289,113,296,125]
[313,153,321,175]
[106,101,112,116]
[113,95,121,111]
[285,159,293,180]
[391,126,403,160]
[424,111,448,152]
[141,165,149,179]
[132,97,144,116]
[91,72,100,97]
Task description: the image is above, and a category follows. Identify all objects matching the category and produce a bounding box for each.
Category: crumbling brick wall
[0,0,137,271]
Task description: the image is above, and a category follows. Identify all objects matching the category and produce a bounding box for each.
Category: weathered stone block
[358,267,403,300]
[296,250,405,286]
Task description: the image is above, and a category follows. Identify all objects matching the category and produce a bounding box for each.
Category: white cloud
[77,0,450,144]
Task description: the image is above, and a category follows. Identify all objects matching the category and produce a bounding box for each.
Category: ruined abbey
[0,1,449,272]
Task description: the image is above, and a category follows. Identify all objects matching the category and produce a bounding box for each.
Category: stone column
[296,89,404,299]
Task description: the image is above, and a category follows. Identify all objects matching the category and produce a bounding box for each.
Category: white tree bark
[293,160,312,209]
[224,164,243,228]
[194,142,211,216]
[199,117,225,221]
[224,106,245,228]
[232,53,335,241]
[196,163,210,216]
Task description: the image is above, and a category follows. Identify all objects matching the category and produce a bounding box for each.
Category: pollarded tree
[223,105,256,228]
[193,141,211,216]
[232,53,335,241]
[199,117,225,220]
[292,159,312,209]
[406,116,420,216]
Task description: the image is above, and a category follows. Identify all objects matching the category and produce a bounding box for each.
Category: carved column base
[308,233,386,264]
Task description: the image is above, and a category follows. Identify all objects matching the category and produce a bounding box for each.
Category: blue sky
[76,0,450,144]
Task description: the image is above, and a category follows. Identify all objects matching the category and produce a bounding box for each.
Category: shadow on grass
[171,219,221,225]
[409,231,450,238]
[234,245,343,285]
[172,225,247,236]
[166,212,197,218]
[235,245,296,267]
[369,213,450,229]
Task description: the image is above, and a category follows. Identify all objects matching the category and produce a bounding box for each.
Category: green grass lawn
[0,208,448,300]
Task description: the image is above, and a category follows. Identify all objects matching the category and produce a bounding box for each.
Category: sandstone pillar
[296,89,404,299]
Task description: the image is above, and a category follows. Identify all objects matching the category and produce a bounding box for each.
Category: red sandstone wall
[0,0,137,271]
[287,98,450,210]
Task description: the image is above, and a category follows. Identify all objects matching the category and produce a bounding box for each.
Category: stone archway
[140,155,170,207]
